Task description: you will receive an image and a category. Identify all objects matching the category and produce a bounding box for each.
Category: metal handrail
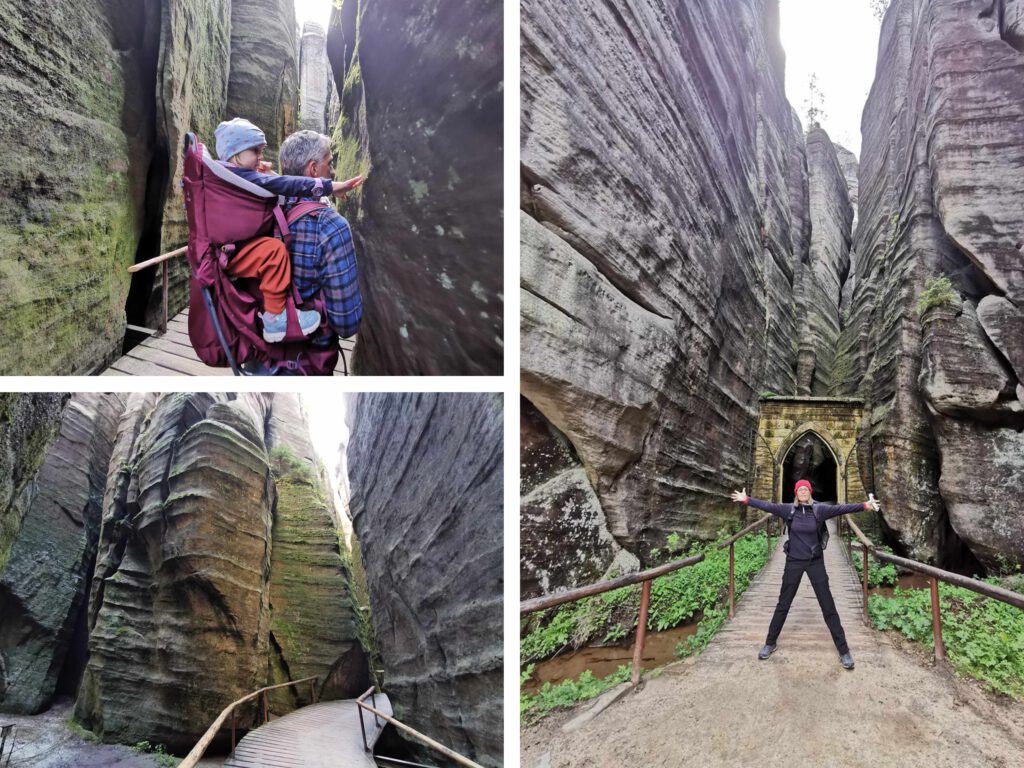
[354,687,484,768]
[839,517,1024,662]
[179,675,318,768]
[520,513,776,685]
[126,244,187,335]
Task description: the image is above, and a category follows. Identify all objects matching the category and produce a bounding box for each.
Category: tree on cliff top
[804,73,827,130]
[870,0,891,23]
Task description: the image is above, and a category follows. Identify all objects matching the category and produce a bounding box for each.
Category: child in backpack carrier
[214,118,362,342]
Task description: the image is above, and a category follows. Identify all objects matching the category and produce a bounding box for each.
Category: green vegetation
[851,546,899,588]
[520,534,771,722]
[65,716,99,743]
[869,583,1024,699]
[759,391,779,399]
[915,276,957,317]
[133,740,178,767]
[269,444,315,485]
[521,665,631,726]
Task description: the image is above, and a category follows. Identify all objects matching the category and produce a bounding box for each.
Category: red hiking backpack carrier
[180,132,341,375]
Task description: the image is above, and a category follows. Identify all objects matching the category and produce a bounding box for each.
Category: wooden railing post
[230,709,235,755]
[766,517,772,551]
[262,692,268,724]
[631,579,652,686]
[728,543,735,618]
[930,577,946,662]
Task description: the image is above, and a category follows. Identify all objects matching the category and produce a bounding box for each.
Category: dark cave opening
[782,432,838,502]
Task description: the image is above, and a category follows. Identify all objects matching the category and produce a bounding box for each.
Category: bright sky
[779,0,884,158]
[294,0,334,30]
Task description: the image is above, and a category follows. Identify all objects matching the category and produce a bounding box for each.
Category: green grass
[133,741,178,767]
[869,583,1024,699]
[520,534,771,722]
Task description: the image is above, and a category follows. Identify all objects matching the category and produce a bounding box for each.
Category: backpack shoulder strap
[286,200,329,226]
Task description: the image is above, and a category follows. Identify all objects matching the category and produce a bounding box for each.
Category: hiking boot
[261,308,321,342]
[840,652,855,670]
[757,644,777,660]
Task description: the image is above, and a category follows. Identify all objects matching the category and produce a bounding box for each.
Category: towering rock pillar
[298,22,339,133]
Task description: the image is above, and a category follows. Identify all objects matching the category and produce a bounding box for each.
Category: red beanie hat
[794,479,813,495]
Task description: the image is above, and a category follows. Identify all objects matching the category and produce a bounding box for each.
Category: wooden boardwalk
[101,309,354,376]
[703,518,881,665]
[223,696,391,768]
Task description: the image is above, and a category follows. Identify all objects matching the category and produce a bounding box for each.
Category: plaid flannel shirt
[283,197,362,339]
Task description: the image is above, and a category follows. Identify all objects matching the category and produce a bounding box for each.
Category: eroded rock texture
[521,0,856,561]
[347,393,503,766]
[0,394,126,714]
[73,393,364,751]
[0,1,149,374]
[849,0,1024,566]
[328,0,503,375]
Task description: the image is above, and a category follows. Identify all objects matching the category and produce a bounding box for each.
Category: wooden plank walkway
[223,696,391,768]
[703,519,881,666]
[102,309,354,376]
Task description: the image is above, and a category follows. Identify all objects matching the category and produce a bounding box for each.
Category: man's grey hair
[279,130,332,176]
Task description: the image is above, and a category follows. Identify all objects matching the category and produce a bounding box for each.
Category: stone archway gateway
[750,397,867,503]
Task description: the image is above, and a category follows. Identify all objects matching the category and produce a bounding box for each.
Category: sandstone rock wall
[850,0,1024,566]
[0,1,149,374]
[327,0,503,375]
[347,393,503,766]
[70,393,364,751]
[521,0,855,562]
[0,394,126,714]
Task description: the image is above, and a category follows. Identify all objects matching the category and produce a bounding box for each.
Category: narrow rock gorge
[521,0,1024,594]
[0,0,503,375]
[1,392,502,764]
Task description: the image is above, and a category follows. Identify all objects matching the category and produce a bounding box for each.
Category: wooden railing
[178,676,317,768]
[839,517,1024,662]
[127,245,187,335]
[520,513,775,685]
[355,687,484,768]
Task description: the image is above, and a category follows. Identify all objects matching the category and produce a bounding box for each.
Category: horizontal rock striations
[521,0,855,564]
[0,394,126,713]
[327,0,504,374]
[850,0,1024,566]
[347,393,503,766]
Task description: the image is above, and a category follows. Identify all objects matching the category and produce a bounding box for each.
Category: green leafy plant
[851,546,899,587]
[869,583,1024,699]
[520,665,631,725]
[915,276,957,317]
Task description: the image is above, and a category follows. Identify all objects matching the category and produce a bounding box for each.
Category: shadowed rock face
[347,393,503,767]
[0,395,70,583]
[0,394,126,714]
[521,0,856,561]
[850,0,1024,566]
[327,0,503,375]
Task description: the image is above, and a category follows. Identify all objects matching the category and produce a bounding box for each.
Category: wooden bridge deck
[101,309,353,376]
[223,696,391,768]
[703,518,881,665]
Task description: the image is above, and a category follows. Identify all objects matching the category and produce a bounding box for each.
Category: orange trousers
[225,237,291,314]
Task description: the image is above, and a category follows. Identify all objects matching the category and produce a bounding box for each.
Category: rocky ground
[0,698,225,767]
[521,632,1024,768]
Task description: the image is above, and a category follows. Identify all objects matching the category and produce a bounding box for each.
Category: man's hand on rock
[731,488,748,504]
[331,175,365,199]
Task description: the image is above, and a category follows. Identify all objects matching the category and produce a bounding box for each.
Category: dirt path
[0,698,225,768]
[523,526,1024,767]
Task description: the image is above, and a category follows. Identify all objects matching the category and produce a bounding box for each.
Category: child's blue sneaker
[261,308,321,342]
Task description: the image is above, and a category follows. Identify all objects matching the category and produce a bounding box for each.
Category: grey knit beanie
[215,118,266,161]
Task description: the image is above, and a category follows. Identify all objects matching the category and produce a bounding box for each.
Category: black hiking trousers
[766,554,849,655]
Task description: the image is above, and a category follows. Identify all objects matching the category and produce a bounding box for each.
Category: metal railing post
[262,692,268,724]
[230,710,235,755]
[766,517,772,551]
[358,702,369,751]
[862,546,869,625]
[728,543,735,618]
[631,579,652,686]
[930,577,946,662]
[161,260,169,334]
